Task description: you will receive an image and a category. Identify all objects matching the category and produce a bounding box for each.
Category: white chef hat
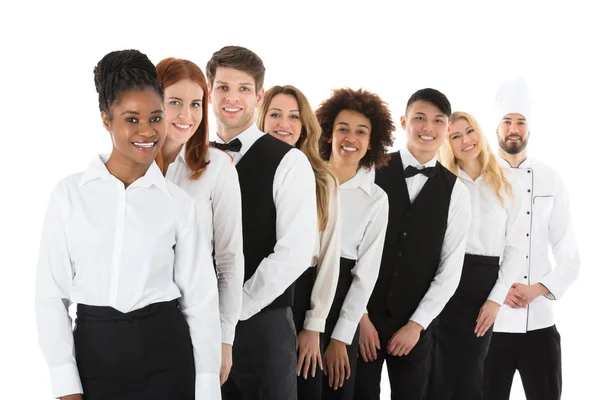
[494,77,532,128]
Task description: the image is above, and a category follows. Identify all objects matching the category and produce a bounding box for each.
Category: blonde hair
[438,111,513,207]
[257,85,337,232]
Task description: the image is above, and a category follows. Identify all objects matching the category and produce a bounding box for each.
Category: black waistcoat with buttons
[236,134,294,311]
[367,152,457,324]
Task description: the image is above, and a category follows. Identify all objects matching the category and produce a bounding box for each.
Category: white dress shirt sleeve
[211,157,244,344]
[488,183,529,305]
[35,183,83,398]
[174,201,222,399]
[304,180,341,332]
[410,180,471,329]
[331,191,389,345]
[240,149,318,320]
[538,174,581,299]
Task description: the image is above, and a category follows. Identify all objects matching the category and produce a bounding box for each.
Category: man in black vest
[205,46,318,400]
[354,89,471,399]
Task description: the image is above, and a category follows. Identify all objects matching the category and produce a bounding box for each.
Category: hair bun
[94,50,156,93]
[93,49,161,113]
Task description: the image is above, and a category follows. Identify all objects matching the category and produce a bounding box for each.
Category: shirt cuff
[330,317,358,345]
[195,373,221,400]
[50,363,83,398]
[303,315,326,333]
[538,279,559,300]
[538,281,557,300]
[409,309,432,330]
[221,322,236,345]
[239,291,261,321]
[487,283,510,306]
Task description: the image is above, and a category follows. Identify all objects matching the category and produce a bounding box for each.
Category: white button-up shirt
[494,156,581,333]
[303,177,341,332]
[457,167,528,305]
[333,167,389,344]
[35,155,221,399]
[166,146,244,345]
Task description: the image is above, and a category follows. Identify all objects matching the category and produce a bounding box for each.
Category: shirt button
[527,211,530,215]
[524,275,528,279]
[526,233,529,237]
[527,170,531,173]
[406,213,412,217]
[402,232,408,238]
[393,271,398,277]
[527,189,531,193]
[389,292,394,297]
[526,255,529,259]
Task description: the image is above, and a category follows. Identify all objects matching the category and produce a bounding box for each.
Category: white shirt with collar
[303,177,342,332]
[165,146,244,345]
[332,167,388,344]
[215,124,318,320]
[399,148,471,330]
[456,166,528,305]
[494,156,581,333]
[35,155,221,399]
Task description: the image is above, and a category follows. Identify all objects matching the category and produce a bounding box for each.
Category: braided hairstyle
[93,49,163,115]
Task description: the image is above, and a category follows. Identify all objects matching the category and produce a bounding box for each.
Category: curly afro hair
[316,88,395,169]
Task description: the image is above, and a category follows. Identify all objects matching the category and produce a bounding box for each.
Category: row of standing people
[35,46,580,400]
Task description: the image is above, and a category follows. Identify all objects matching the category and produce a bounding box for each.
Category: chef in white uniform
[483,77,581,400]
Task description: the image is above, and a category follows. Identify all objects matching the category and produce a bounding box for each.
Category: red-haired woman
[155,57,244,387]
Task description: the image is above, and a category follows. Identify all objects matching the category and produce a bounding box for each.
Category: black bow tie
[209,138,242,152]
[404,165,436,178]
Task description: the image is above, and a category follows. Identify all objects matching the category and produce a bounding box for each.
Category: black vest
[236,134,294,311]
[367,152,457,323]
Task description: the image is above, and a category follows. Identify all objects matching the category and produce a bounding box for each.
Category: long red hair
[155,57,210,180]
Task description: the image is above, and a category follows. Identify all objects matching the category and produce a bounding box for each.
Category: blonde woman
[428,112,528,400]
[257,85,341,400]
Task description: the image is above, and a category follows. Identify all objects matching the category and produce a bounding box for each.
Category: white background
[1,0,597,398]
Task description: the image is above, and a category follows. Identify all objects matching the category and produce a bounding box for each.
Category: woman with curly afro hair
[314,88,393,399]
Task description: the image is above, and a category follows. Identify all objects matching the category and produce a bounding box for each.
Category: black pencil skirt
[428,254,500,400]
[73,299,195,400]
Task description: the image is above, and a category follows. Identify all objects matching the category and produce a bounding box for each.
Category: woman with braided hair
[34,49,221,400]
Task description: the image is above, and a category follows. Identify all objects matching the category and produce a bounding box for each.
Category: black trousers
[354,313,433,400]
[428,254,500,400]
[321,258,360,400]
[73,300,195,400]
[291,258,359,400]
[483,325,562,400]
[222,307,298,400]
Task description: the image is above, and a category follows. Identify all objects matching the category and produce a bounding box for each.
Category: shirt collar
[176,144,186,163]
[79,154,171,196]
[339,167,375,196]
[399,148,437,169]
[497,154,531,169]
[215,123,264,158]
[456,166,484,183]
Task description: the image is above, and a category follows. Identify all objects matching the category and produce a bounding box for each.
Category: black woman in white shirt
[315,88,393,399]
[257,85,341,400]
[428,111,528,400]
[34,49,221,400]
[155,57,244,386]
